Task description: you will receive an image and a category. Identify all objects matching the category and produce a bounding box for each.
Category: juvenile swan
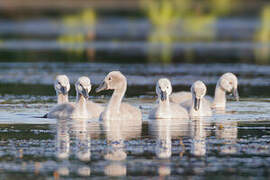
[54,75,70,104]
[47,76,91,119]
[170,72,239,110]
[96,71,142,121]
[189,81,212,117]
[212,72,239,109]
[149,78,188,119]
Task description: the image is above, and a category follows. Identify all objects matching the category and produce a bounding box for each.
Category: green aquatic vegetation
[58,9,96,58]
[254,5,270,64]
[141,0,233,63]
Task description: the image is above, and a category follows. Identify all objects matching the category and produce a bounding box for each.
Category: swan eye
[108,77,112,81]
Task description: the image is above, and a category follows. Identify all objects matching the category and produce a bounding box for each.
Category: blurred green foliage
[58,9,96,60]
[141,0,233,63]
[255,5,270,64]
[2,0,270,64]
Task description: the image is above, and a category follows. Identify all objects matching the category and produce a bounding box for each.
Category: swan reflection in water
[103,118,142,177]
[190,117,208,157]
[215,121,238,154]
[148,116,212,176]
[55,118,100,177]
[149,117,190,176]
[53,114,238,177]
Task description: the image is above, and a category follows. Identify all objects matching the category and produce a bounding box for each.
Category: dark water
[0,62,270,179]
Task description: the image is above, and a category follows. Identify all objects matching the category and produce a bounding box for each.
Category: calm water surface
[1,63,270,179]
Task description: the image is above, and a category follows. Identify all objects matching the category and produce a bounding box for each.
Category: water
[1,1,270,178]
[1,1,270,63]
[0,62,270,179]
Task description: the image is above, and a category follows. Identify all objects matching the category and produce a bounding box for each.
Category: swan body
[47,76,92,119]
[170,72,239,111]
[96,71,142,121]
[149,78,188,119]
[188,81,212,117]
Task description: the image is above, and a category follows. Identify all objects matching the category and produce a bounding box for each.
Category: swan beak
[60,86,68,95]
[96,81,108,93]
[194,97,200,111]
[82,88,89,99]
[233,88,239,101]
[160,91,167,101]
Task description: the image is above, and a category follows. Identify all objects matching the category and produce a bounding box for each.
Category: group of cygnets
[45,71,239,121]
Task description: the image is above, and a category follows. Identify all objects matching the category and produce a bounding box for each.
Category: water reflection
[149,118,173,177]
[72,119,91,162]
[55,118,96,177]
[215,121,238,154]
[102,118,142,177]
[56,119,70,160]
[51,109,246,178]
[149,118,172,159]
[190,118,207,156]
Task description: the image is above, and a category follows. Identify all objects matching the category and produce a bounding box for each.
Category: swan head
[191,81,207,111]
[156,78,172,101]
[218,72,239,101]
[75,76,91,99]
[54,75,70,95]
[96,71,127,92]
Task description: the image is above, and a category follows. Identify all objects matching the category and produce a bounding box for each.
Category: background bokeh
[1,0,270,64]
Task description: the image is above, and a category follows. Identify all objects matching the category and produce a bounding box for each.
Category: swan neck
[213,85,226,108]
[107,88,125,113]
[191,96,202,112]
[158,98,170,107]
[57,93,68,104]
[76,93,87,107]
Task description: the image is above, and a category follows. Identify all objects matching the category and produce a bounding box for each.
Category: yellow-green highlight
[58,9,96,57]
[255,5,270,64]
[141,0,233,63]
